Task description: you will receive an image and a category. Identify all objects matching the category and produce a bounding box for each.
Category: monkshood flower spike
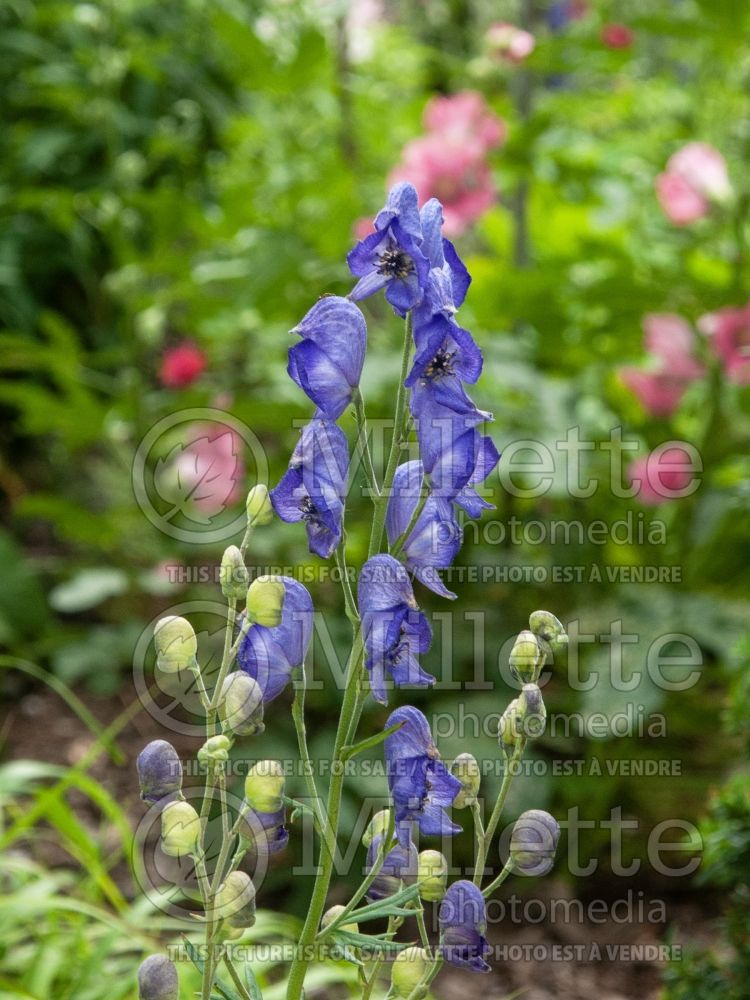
[384,705,462,840]
[270,417,348,559]
[439,880,492,973]
[237,576,313,701]
[287,296,367,419]
[347,182,430,315]
[358,554,434,703]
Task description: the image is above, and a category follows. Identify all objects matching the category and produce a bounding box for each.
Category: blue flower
[386,461,462,600]
[287,296,367,419]
[347,183,430,316]
[452,433,500,517]
[237,577,314,701]
[439,880,491,973]
[358,555,434,705]
[384,705,462,840]
[239,804,289,857]
[270,418,348,559]
[417,198,471,316]
[365,830,418,900]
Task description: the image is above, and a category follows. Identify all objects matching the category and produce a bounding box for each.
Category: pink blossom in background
[699,304,750,385]
[656,142,731,226]
[487,22,536,63]
[629,446,698,505]
[353,216,376,241]
[390,91,505,236]
[159,341,207,389]
[171,423,244,516]
[619,313,704,416]
[600,23,634,49]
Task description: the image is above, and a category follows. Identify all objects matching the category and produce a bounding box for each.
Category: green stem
[291,667,326,833]
[367,313,414,559]
[482,858,514,898]
[389,474,429,559]
[223,954,254,1000]
[473,740,525,887]
[353,387,381,500]
[207,599,238,724]
[335,541,359,625]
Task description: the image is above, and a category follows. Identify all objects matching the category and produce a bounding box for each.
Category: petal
[269,468,305,522]
[288,340,352,419]
[347,229,390,278]
[389,651,435,691]
[358,554,417,614]
[419,198,447,268]
[384,706,434,762]
[292,296,367,386]
[413,566,457,600]
[375,181,422,240]
[443,238,471,308]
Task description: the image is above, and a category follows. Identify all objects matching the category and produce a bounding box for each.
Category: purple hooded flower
[347,183,430,316]
[358,555,434,705]
[365,830,418,900]
[439,880,491,973]
[415,198,471,322]
[239,804,289,857]
[237,577,314,701]
[287,297,367,419]
[137,740,183,806]
[384,705,462,841]
[270,418,348,559]
[386,461,462,600]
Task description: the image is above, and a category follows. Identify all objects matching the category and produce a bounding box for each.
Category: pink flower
[390,91,505,236]
[629,445,699,505]
[159,341,206,389]
[619,314,704,416]
[656,143,731,226]
[487,22,536,63]
[601,23,634,49]
[698,304,750,384]
[171,423,244,516]
[353,216,376,241]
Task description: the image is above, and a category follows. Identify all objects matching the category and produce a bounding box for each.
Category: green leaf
[342,720,404,760]
[329,930,413,955]
[48,569,128,613]
[333,883,422,925]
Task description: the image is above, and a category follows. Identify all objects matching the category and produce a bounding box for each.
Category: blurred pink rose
[487,22,536,63]
[698,304,750,384]
[390,91,505,236]
[656,142,731,226]
[172,423,244,516]
[601,23,634,49]
[159,341,207,389]
[619,313,704,416]
[629,445,698,505]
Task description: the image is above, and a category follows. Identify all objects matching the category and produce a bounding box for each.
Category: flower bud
[362,808,391,849]
[518,683,546,739]
[498,698,520,755]
[529,610,567,645]
[510,809,560,877]
[391,946,428,998]
[220,545,250,601]
[215,870,257,928]
[450,753,481,809]
[218,673,264,736]
[246,484,274,527]
[246,576,285,628]
[509,629,543,684]
[418,849,448,902]
[137,740,182,804]
[160,800,201,857]
[321,904,359,934]
[137,954,179,1000]
[197,734,231,774]
[154,616,197,673]
[244,760,285,813]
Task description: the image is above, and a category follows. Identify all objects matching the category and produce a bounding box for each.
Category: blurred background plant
[1,0,749,997]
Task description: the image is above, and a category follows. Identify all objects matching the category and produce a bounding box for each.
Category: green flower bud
[246,484,274,527]
[246,576,285,628]
[518,683,546,740]
[218,673,264,736]
[418,849,448,902]
[509,629,543,685]
[153,616,197,673]
[391,946,428,998]
[450,753,481,809]
[529,610,567,647]
[244,760,285,813]
[197,735,232,774]
[137,954,179,1000]
[362,808,392,849]
[160,800,200,857]
[215,870,256,927]
[499,698,520,756]
[220,545,249,601]
[321,904,359,934]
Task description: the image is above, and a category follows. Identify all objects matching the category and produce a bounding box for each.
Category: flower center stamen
[377,246,414,281]
[423,346,456,380]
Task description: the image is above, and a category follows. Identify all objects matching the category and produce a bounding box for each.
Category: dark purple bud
[137,954,179,1000]
[510,809,560,876]
[136,740,182,805]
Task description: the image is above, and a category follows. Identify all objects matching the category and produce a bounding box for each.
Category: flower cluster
[134,183,567,1000]
[388,94,505,236]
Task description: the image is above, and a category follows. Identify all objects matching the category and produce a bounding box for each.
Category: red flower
[159,341,207,389]
[601,23,633,49]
